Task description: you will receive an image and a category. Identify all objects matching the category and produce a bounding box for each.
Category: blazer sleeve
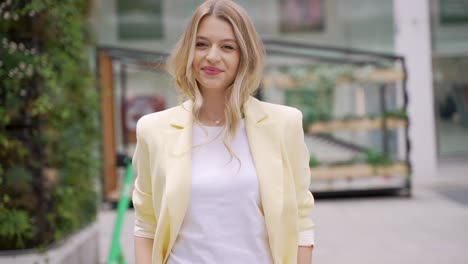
[132,118,157,239]
[287,109,315,246]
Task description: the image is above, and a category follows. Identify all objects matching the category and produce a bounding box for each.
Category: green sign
[440,0,468,25]
[117,0,163,40]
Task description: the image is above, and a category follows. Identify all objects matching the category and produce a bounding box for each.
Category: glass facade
[92,0,395,52]
[430,0,468,155]
[91,0,398,158]
[92,1,468,157]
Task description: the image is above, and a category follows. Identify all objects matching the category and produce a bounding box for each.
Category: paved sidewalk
[98,172,468,264]
[312,187,468,263]
[98,206,135,263]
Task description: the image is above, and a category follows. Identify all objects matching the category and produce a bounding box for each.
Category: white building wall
[394,0,437,184]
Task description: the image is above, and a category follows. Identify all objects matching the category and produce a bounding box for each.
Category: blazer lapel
[163,100,193,259]
[244,97,284,259]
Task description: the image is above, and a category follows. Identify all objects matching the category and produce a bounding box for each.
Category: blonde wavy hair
[166,0,265,158]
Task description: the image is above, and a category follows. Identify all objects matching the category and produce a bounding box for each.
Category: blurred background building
[91,0,468,193]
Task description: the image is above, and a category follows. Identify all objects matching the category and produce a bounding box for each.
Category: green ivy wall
[0,0,100,250]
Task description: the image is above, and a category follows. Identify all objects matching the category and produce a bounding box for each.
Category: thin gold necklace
[202,112,224,125]
[210,118,223,125]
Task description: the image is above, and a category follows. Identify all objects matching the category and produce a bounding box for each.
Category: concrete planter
[0,222,99,264]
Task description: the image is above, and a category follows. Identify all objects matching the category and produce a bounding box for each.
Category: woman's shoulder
[135,103,187,135]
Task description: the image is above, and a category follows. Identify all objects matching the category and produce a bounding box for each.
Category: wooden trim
[365,69,404,83]
[98,52,117,201]
[263,69,405,88]
[307,117,406,134]
[310,162,409,180]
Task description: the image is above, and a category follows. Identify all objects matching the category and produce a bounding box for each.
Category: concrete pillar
[393,0,437,184]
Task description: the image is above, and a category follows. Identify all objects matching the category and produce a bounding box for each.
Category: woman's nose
[206,46,221,63]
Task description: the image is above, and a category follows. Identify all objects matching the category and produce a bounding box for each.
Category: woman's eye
[196,42,207,47]
[223,45,234,50]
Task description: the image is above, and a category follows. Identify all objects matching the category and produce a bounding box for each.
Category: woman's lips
[202,66,223,75]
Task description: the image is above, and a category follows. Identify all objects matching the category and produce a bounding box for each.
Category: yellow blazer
[132,96,315,264]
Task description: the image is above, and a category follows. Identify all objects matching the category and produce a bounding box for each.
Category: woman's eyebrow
[196,36,237,43]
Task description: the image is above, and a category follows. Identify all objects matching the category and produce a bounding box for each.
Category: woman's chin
[199,82,229,93]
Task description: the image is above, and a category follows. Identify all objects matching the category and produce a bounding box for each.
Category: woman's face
[192,15,240,95]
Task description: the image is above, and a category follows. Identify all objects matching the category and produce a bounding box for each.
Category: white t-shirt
[166,120,274,264]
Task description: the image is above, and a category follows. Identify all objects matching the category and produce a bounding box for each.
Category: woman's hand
[135,236,154,264]
[298,245,314,264]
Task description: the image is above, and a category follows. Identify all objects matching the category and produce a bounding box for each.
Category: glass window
[279,0,325,32]
[431,0,468,155]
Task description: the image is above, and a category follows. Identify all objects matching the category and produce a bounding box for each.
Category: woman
[133,1,315,263]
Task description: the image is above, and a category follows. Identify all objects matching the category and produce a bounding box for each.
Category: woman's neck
[199,92,225,126]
